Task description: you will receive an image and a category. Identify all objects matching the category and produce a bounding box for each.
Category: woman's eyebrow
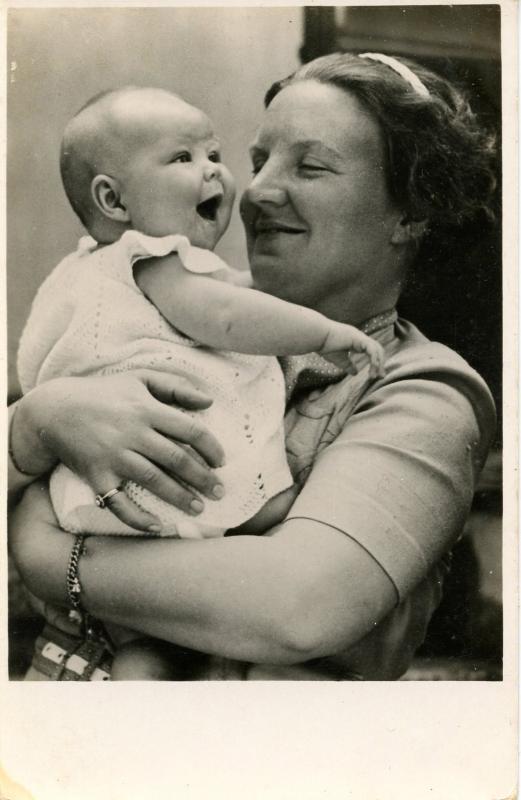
[248,140,343,163]
[296,139,342,159]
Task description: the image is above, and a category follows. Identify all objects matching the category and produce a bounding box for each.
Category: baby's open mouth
[197,195,221,221]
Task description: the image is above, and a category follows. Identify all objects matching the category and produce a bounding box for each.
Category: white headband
[360,52,430,99]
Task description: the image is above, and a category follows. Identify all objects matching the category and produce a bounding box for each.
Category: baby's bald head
[60,86,183,233]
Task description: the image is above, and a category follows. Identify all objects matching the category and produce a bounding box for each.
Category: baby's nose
[204,163,220,181]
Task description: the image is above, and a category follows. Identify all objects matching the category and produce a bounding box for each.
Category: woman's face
[240,80,404,319]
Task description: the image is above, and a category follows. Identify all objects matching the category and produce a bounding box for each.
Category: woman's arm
[136,256,384,371]
[8,371,225,530]
[10,348,492,666]
[10,483,397,664]
[7,403,53,508]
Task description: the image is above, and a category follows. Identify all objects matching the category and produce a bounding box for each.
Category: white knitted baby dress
[17,231,293,537]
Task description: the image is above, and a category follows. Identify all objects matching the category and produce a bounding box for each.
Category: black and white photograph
[3,3,516,798]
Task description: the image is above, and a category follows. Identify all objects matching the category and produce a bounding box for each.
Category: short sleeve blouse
[285,318,496,600]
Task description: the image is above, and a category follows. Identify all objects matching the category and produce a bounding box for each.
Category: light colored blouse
[208,316,496,679]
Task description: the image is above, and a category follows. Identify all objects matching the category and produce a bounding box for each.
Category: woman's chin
[250,271,293,301]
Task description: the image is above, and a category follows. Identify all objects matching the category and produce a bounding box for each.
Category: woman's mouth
[254,219,305,236]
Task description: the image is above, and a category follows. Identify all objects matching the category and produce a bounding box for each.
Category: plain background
[6,7,301,395]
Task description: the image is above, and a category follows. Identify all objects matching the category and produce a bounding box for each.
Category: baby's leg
[111,638,188,681]
[229,484,300,536]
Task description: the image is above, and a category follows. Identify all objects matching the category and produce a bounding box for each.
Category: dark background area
[301,5,502,447]
[300,5,503,679]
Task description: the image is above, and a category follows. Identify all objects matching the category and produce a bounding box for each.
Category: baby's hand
[321,322,386,378]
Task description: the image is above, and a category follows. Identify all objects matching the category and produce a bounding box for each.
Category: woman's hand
[12,371,225,531]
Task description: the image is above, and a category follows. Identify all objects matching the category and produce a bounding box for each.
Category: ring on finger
[95,486,123,508]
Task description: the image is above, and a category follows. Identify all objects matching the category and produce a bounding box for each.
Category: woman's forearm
[11,485,397,664]
[12,508,310,662]
[91,528,395,662]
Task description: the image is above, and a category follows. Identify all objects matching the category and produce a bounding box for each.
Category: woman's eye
[171,152,191,164]
[208,151,221,163]
[251,161,265,176]
[300,162,327,174]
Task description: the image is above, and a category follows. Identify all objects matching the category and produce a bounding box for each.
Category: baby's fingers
[348,332,386,378]
[366,341,386,379]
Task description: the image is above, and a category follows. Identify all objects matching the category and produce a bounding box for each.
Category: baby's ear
[91,175,130,223]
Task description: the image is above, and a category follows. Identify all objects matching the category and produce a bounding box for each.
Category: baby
[18,87,384,678]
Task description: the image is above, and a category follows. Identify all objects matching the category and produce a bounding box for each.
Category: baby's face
[114,93,235,249]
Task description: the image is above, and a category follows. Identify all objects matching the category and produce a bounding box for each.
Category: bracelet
[66,534,106,642]
[8,402,41,477]
[66,534,87,615]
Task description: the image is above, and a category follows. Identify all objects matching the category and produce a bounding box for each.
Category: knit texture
[18,231,292,537]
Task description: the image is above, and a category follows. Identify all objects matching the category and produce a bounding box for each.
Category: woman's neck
[315,252,408,325]
[315,286,400,328]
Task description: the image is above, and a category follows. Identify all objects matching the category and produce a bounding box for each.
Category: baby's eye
[170,152,191,164]
[208,151,221,163]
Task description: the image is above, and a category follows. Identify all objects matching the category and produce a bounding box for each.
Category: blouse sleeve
[285,344,496,600]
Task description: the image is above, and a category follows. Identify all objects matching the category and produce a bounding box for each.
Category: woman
[9,52,497,680]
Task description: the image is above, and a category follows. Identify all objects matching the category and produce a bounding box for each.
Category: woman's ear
[391,216,428,245]
[91,175,130,223]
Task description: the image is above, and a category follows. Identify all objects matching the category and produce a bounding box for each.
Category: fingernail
[190,498,205,514]
[212,484,225,499]
[148,524,162,533]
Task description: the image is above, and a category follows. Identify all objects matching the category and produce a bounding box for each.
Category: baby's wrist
[318,323,340,353]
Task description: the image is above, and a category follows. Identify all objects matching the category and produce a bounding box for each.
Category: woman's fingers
[136,370,225,468]
[142,432,224,500]
[101,486,163,534]
[151,405,225,469]
[121,452,208,516]
[138,370,213,410]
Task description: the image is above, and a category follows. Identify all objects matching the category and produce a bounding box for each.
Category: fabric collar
[281,308,398,399]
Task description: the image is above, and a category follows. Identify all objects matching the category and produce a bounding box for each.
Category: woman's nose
[245,170,286,207]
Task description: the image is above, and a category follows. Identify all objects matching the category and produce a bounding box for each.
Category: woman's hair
[265,53,497,257]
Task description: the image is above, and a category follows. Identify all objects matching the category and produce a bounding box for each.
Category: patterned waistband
[27,623,113,681]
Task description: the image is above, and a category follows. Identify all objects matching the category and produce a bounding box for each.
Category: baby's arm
[213,266,253,288]
[136,255,384,374]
